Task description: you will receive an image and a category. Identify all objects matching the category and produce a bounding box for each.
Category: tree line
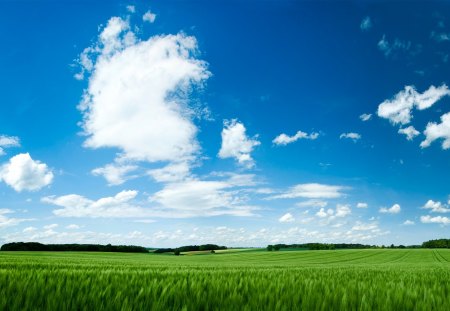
[154,244,227,254]
[267,239,450,251]
[0,242,148,253]
[422,239,450,248]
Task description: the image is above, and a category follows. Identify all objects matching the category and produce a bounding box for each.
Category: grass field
[1,249,450,310]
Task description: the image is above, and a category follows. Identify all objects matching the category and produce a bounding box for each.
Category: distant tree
[210,250,215,254]
[267,245,273,251]
[174,250,180,256]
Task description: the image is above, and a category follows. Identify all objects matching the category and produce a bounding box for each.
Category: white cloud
[92,163,138,186]
[44,174,258,219]
[377,35,419,58]
[315,204,351,220]
[143,10,156,23]
[356,202,368,209]
[0,209,29,229]
[377,85,450,125]
[126,5,135,13]
[360,17,372,31]
[403,220,415,225]
[297,199,328,208]
[422,199,450,213]
[279,213,295,223]
[379,203,401,214]
[150,179,257,217]
[421,112,450,149]
[316,208,334,218]
[398,126,420,141]
[218,119,260,168]
[359,113,372,122]
[272,130,319,146]
[43,190,149,218]
[352,221,378,231]
[420,215,450,225]
[339,132,361,142]
[0,135,20,156]
[0,153,53,192]
[335,204,351,217]
[147,162,190,183]
[23,226,37,233]
[2,222,389,247]
[268,183,346,200]
[76,16,210,174]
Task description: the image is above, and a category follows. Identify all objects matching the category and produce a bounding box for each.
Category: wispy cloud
[273,130,319,146]
[340,132,361,142]
[360,16,372,31]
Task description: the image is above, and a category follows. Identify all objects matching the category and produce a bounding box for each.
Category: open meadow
[1,249,450,310]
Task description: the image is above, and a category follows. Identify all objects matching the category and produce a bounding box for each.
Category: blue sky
[1,1,450,247]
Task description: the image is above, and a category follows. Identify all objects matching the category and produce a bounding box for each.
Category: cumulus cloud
[421,112,450,149]
[335,204,351,217]
[76,16,210,180]
[0,135,20,156]
[218,119,260,168]
[315,204,351,219]
[377,85,450,125]
[268,183,346,200]
[360,17,372,31]
[339,132,361,142]
[0,153,53,192]
[420,215,450,225]
[403,220,415,225]
[279,213,295,223]
[272,130,319,146]
[92,163,138,186]
[316,208,334,218]
[143,10,156,23]
[126,5,135,13]
[379,204,401,214]
[359,113,372,122]
[356,202,368,208]
[398,126,420,141]
[422,199,450,213]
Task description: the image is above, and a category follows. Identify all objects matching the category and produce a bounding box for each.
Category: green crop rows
[0,249,449,310]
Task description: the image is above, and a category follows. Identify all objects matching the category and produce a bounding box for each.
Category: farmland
[0,249,449,310]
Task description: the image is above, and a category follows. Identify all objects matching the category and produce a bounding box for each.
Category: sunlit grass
[0,249,449,310]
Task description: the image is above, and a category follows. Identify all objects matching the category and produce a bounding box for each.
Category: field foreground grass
[1,249,450,310]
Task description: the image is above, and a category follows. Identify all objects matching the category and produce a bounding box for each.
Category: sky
[0,1,450,247]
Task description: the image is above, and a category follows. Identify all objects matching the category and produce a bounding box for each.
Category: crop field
[1,249,450,310]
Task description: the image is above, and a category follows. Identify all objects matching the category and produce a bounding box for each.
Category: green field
[1,249,450,310]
